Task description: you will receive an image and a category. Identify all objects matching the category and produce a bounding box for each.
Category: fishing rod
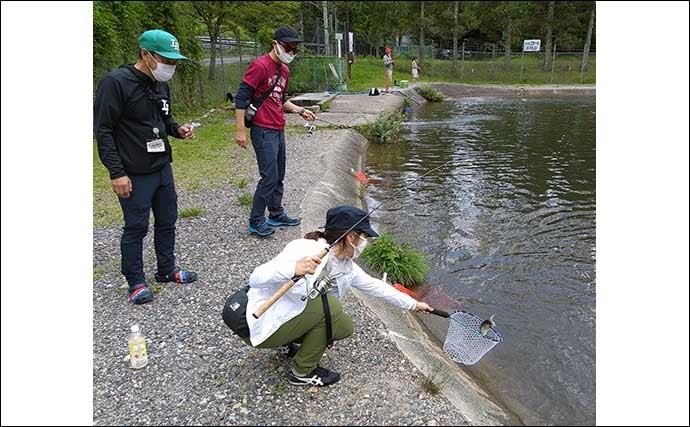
[315,116,346,127]
[253,159,454,318]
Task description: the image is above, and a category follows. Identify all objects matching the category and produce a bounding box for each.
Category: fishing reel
[301,276,334,301]
[304,121,316,134]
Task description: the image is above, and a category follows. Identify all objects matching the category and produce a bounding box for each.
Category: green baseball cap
[139,29,189,60]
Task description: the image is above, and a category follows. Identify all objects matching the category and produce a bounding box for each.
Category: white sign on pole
[348,32,354,52]
[335,32,343,41]
[523,39,541,52]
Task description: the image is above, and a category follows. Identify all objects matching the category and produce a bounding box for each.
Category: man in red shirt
[235,26,317,237]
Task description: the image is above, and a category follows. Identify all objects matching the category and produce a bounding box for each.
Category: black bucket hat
[325,206,379,237]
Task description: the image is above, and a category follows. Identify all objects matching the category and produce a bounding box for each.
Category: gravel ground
[93,96,469,426]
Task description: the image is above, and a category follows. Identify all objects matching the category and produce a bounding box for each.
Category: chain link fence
[165,44,344,112]
[97,40,593,113]
[392,45,595,85]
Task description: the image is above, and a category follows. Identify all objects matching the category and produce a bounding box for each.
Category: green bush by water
[356,111,405,144]
[414,85,445,102]
[360,233,429,287]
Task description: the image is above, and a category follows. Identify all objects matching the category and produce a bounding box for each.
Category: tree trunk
[345,0,351,80]
[208,24,217,80]
[299,9,304,41]
[419,1,425,67]
[237,28,243,72]
[503,2,513,70]
[582,6,595,72]
[543,0,555,71]
[452,1,458,72]
[218,28,227,95]
[316,19,321,55]
[323,1,330,56]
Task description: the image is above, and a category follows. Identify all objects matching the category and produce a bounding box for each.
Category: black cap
[274,26,302,43]
[325,206,379,237]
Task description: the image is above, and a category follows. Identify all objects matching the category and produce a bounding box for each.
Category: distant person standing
[234,26,317,237]
[94,29,199,305]
[411,56,421,85]
[383,47,394,93]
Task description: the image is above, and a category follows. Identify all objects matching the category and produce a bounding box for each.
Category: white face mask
[275,42,296,64]
[146,51,176,82]
[348,235,368,259]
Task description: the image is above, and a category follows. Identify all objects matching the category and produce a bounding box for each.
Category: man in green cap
[94,29,199,305]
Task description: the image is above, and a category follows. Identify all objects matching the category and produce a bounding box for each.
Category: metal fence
[391,45,595,85]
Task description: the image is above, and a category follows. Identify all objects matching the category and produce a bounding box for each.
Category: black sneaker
[277,342,300,358]
[287,366,341,387]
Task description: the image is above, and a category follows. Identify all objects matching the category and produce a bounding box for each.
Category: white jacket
[246,238,418,346]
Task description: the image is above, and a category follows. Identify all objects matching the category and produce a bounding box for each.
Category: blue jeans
[250,126,286,227]
[118,163,177,291]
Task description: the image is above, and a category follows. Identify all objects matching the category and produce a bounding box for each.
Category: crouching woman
[242,206,434,387]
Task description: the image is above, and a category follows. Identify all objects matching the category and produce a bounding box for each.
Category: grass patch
[94,108,253,227]
[271,382,285,396]
[234,177,249,189]
[421,363,448,396]
[414,85,445,102]
[343,55,595,92]
[237,192,253,211]
[356,111,406,144]
[360,233,430,287]
[179,206,203,218]
[93,265,105,282]
[319,101,331,112]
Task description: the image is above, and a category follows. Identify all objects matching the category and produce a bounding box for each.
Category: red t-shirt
[242,54,290,130]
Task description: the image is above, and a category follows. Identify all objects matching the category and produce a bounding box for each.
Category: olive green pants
[244,295,354,374]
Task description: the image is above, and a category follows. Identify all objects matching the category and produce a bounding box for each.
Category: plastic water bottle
[128,324,148,369]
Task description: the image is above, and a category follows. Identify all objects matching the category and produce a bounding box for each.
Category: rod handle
[430,309,450,318]
[252,248,329,319]
[253,277,301,319]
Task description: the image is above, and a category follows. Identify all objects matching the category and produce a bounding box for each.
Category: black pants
[118,163,177,291]
[249,126,285,227]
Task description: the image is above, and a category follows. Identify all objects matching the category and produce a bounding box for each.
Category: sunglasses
[278,41,300,54]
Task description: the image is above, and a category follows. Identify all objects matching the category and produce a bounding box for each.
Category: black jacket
[94,65,181,179]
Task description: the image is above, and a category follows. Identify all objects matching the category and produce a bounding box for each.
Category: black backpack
[221,286,251,338]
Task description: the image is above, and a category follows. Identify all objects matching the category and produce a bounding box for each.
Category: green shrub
[414,85,445,102]
[357,111,405,144]
[320,101,331,112]
[360,233,429,287]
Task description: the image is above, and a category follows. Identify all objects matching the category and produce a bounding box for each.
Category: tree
[191,1,230,80]
[93,1,202,101]
[543,0,555,71]
[419,1,425,66]
[503,1,513,70]
[452,1,458,72]
[581,4,595,73]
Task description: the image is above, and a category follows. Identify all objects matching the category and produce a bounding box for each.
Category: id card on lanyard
[146,127,166,153]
